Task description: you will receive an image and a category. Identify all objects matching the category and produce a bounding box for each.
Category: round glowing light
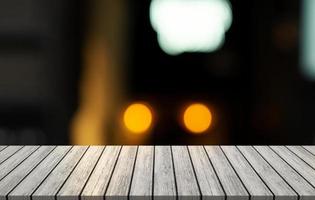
[183,103,212,134]
[123,103,153,134]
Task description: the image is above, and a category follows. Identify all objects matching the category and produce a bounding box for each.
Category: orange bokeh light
[123,103,153,134]
[183,103,212,134]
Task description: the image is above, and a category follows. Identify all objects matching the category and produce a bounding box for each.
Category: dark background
[0,0,314,144]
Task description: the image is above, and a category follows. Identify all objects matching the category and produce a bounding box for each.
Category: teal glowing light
[150,0,232,55]
[301,0,315,80]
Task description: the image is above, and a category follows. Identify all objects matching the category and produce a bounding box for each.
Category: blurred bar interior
[0,0,314,144]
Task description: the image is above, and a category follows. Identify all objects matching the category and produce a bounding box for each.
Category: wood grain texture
[254,146,315,200]
[8,146,72,200]
[0,146,23,165]
[129,146,154,200]
[0,146,39,181]
[0,146,6,152]
[204,146,249,200]
[270,146,315,188]
[32,146,88,200]
[287,146,315,170]
[153,146,176,200]
[221,146,273,200]
[81,146,121,200]
[105,146,138,200]
[237,146,297,200]
[0,146,55,200]
[57,146,104,200]
[188,146,224,200]
[303,146,315,155]
[172,146,200,200]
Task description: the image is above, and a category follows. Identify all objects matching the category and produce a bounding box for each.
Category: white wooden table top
[0,146,314,200]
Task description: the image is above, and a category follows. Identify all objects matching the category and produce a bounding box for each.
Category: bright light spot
[301,0,315,80]
[123,103,153,134]
[150,0,232,55]
[183,103,212,134]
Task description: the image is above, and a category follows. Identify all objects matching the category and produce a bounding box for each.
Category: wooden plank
[172,146,200,200]
[105,146,138,200]
[0,146,6,152]
[0,146,23,165]
[303,146,315,156]
[8,146,72,200]
[254,146,315,200]
[187,146,224,200]
[204,146,248,200]
[0,146,55,200]
[0,145,312,200]
[221,146,273,200]
[57,146,104,200]
[287,146,315,169]
[153,146,176,200]
[238,146,297,200]
[129,146,154,200]
[270,146,315,187]
[0,146,39,181]
[81,146,121,200]
[32,146,88,200]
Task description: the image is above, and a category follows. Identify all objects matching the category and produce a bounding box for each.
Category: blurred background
[0,0,314,145]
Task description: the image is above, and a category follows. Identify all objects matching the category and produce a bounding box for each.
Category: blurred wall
[0,0,81,144]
